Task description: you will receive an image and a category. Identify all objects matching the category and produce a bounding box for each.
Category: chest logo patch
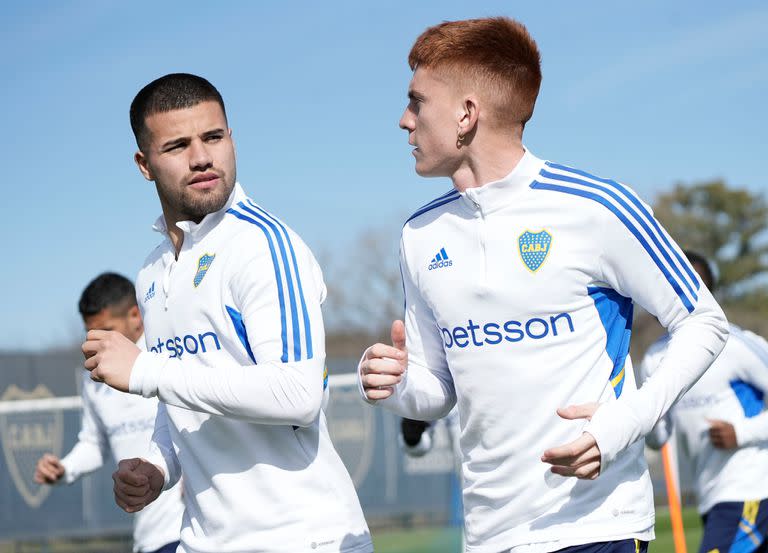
[428,247,452,270]
[143,281,156,303]
[194,253,216,287]
[518,230,552,272]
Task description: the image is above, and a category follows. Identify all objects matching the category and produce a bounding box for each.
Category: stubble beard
[160,171,237,224]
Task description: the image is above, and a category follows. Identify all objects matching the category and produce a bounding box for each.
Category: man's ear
[127,304,141,322]
[127,304,143,338]
[135,150,153,181]
[457,95,479,138]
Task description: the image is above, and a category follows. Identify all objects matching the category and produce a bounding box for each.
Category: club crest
[194,253,216,288]
[518,230,552,272]
[0,385,63,508]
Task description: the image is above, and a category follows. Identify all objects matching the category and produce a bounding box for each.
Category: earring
[456,133,465,147]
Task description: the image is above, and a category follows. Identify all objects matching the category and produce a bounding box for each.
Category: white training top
[128,183,371,553]
[640,323,768,513]
[61,338,184,553]
[359,149,729,553]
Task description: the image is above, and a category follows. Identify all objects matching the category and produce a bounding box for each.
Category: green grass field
[373,506,704,553]
[0,507,704,553]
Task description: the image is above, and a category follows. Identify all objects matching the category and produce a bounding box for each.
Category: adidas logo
[428,248,453,271]
[144,282,156,303]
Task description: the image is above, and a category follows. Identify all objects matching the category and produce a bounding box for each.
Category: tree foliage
[653,180,768,301]
[319,227,402,338]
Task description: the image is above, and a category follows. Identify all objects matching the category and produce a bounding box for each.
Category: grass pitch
[373,506,704,552]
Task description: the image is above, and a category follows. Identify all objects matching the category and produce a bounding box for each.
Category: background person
[35,272,183,553]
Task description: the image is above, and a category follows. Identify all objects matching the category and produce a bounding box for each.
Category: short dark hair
[684,250,716,291]
[78,273,137,318]
[129,73,227,151]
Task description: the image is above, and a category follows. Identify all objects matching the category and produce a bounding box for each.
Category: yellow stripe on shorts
[743,499,760,525]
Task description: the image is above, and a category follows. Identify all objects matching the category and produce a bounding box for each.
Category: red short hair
[409,17,542,128]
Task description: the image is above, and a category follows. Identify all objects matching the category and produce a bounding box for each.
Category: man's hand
[34,453,65,484]
[360,320,407,401]
[541,403,602,480]
[82,330,141,392]
[707,419,738,449]
[112,458,165,513]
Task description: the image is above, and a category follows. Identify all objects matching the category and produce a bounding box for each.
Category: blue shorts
[700,499,768,553]
[145,541,180,553]
[555,539,648,552]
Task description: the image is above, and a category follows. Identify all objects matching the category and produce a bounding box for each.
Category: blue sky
[1,0,766,350]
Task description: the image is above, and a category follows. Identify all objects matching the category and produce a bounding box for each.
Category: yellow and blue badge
[518,230,552,272]
[194,253,216,287]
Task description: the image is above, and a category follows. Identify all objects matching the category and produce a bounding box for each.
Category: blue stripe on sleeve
[419,188,460,210]
[531,181,695,313]
[237,202,303,362]
[729,380,765,418]
[225,305,256,364]
[226,208,289,362]
[245,200,313,360]
[405,192,460,224]
[546,162,700,292]
[540,168,698,302]
[588,287,634,398]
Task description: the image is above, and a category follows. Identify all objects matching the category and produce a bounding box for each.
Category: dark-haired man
[35,272,183,553]
[641,252,768,553]
[358,17,729,553]
[83,74,371,553]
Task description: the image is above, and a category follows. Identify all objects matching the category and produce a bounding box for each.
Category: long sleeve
[358,237,456,420]
[583,201,729,468]
[735,411,768,446]
[636,344,673,450]
[60,381,107,483]
[730,327,768,446]
[145,402,182,490]
[130,231,326,427]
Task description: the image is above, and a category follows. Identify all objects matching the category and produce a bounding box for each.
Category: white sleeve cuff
[733,413,768,447]
[583,400,636,471]
[129,351,164,397]
[357,347,376,405]
[58,459,76,485]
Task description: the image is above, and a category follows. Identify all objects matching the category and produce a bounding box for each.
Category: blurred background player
[359,16,729,553]
[401,411,459,460]
[641,252,768,553]
[401,410,464,549]
[34,272,183,553]
[82,74,371,553]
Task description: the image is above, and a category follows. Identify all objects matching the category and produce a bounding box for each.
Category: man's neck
[451,141,525,193]
[166,221,184,256]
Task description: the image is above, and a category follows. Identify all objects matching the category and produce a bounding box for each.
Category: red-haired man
[359,17,729,553]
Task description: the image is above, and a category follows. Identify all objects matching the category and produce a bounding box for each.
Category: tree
[318,226,403,355]
[631,180,768,362]
[652,180,768,302]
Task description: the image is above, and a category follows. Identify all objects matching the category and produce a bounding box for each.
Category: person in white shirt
[34,272,183,553]
[640,251,768,553]
[358,17,729,553]
[81,73,371,553]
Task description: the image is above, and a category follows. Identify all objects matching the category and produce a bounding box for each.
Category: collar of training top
[151,182,245,240]
[460,147,544,214]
